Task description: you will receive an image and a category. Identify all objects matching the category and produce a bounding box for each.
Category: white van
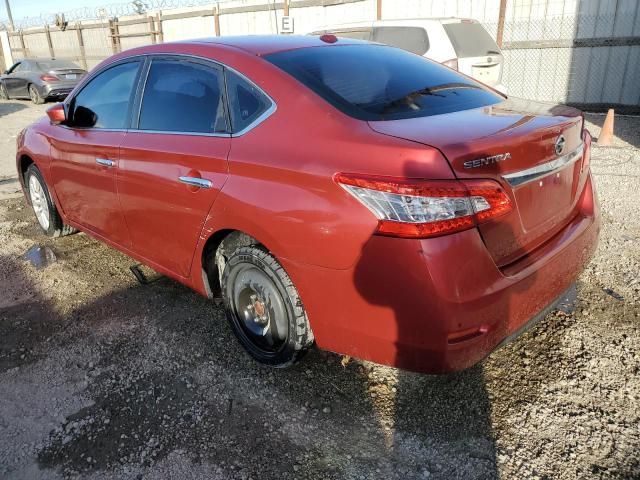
[311,18,506,93]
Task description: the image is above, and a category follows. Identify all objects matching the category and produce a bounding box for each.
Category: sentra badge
[463,153,512,169]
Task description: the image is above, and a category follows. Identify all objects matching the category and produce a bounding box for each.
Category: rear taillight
[40,74,59,82]
[335,173,512,238]
[442,58,459,70]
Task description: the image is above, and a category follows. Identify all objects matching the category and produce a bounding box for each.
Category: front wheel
[26,165,76,237]
[221,246,314,367]
[29,84,45,104]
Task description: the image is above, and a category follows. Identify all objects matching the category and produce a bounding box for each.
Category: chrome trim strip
[232,101,277,137]
[134,129,231,138]
[179,176,213,189]
[59,126,128,132]
[503,143,584,188]
[96,158,115,167]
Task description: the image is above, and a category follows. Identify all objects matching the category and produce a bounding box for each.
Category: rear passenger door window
[225,70,272,134]
[138,58,228,134]
[373,26,430,56]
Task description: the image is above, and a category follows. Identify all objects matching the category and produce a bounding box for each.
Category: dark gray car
[0,58,86,104]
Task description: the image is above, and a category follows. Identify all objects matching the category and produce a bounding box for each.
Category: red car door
[117,56,230,277]
[49,60,143,247]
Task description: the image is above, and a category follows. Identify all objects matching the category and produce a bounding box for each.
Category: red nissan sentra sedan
[16,35,599,373]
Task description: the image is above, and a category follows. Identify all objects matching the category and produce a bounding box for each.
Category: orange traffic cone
[597,109,615,146]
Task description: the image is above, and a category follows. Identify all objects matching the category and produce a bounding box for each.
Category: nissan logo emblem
[555,135,566,156]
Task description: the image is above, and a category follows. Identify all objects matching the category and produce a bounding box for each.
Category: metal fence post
[156,11,164,43]
[496,0,508,48]
[148,16,156,44]
[45,25,55,59]
[214,5,221,36]
[108,18,120,54]
[18,30,27,58]
[75,23,87,70]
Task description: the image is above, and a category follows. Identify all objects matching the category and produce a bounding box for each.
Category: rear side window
[373,26,429,56]
[328,29,372,41]
[442,22,500,58]
[70,61,140,129]
[266,44,502,121]
[225,70,272,133]
[138,59,227,134]
[37,60,80,71]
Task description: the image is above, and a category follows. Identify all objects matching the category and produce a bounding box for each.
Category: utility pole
[3,0,14,31]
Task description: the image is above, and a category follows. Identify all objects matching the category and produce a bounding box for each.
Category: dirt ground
[0,101,639,480]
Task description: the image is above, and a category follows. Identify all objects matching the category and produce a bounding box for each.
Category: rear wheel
[221,246,314,367]
[29,84,45,104]
[26,165,76,237]
[0,82,8,100]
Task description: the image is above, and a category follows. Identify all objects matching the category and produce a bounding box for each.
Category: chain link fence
[484,14,640,111]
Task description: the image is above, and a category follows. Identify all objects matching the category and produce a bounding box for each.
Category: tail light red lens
[335,173,512,238]
[40,74,59,82]
[442,58,459,70]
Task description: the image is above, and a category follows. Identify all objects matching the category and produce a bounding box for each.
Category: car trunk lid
[368,97,587,267]
[48,68,86,82]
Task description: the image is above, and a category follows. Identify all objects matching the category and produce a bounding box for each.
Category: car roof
[189,34,369,56]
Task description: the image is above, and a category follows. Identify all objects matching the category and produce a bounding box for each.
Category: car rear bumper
[281,173,600,374]
[42,83,75,99]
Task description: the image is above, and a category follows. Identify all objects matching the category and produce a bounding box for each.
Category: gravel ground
[0,101,638,480]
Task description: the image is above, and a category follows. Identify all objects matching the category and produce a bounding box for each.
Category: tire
[0,82,8,100]
[25,165,76,237]
[221,246,314,367]
[28,84,45,105]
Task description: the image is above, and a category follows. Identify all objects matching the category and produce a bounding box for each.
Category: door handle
[179,176,212,189]
[96,158,115,167]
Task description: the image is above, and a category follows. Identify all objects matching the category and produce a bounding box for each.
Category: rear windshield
[36,60,81,71]
[442,22,500,58]
[265,44,502,121]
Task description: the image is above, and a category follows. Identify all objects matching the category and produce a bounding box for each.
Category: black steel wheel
[221,245,313,367]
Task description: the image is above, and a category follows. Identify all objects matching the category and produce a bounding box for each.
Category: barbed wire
[2,0,244,29]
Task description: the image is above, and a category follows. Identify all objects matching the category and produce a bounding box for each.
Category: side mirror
[3,70,8,75]
[46,103,66,125]
[73,106,97,128]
